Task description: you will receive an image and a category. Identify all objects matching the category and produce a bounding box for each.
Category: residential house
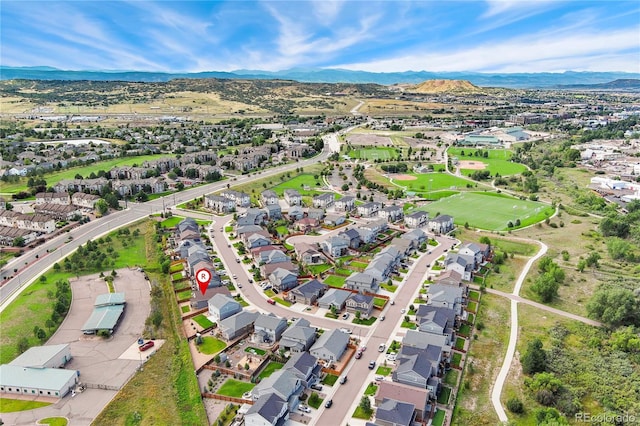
[309,328,350,364]
[312,193,334,209]
[458,242,491,265]
[404,211,429,228]
[345,293,374,319]
[434,270,463,287]
[416,305,457,342]
[261,190,279,206]
[205,194,235,213]
[279,318,317,353]
[253,313,288,344]
[284,189,302,206]
[282,351,320,388]
[287,205,304,220]
[218,311,259,341]
[392,346,440,393]
[264,204,282,220]
[236,225,264,238]
[244,392,288,426]
[306,208,325,220]
[379,205,404,222]
[221,190,251,208]
[237,208,267,227]
[317,288,351,311]
[443,253,475,281]
[360,218,388,234]
[334,195,355,212]
[190,287,230,311]
[268,268,298,292]
[295,242,326,265]
[375,399,416,426]
[427,215,454,234]
[261,261,298,278]
[71,192,101,209]
[252,369,302,409]
[323,213,346,227]
[35,192,70,205]
[321,235,349,257]
[356,228,376,245]
[338,228,362,249]
[428,283,467,316]
[33,203,81,221]
[207,294,242,323]
[257,249,290,265]
[402,330,452,366]
[344,272,378,294]
[375,381,431,423]
[357,202,381,217]
[247,233,272,249]
[294,217,319,233]
[287,279,327,305]
[390,237,414,256]
[401,228,428,247]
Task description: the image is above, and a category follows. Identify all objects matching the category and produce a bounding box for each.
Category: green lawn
[324,275,345,287]
[437,386,452,404]
[376,366,392,376]
[258,362,283,379]
[348,147,398,160]
[322,374,339,386]
[171,272,184,281]
[308,392,324,409]
[448,147,527,176]
[0,154,167,195]
[39,418,68,426]
[454,337,466,351]
[350,261,368,269]
[269,173,323,197]
[467,301,478,313]
[177,289,192,300]
[459,324,472,336]
[353,406,373,420]
[353,316,377,326]
[274,297,292,307]
[432,409,446,426]
[245,347,266,356]
[380,282,398,292]
[181,305,190,313]
[216,379,255,398]
[307,264,332,275]
[392,172,476,197]
[373,297,386,308]
[198,337,226,355]
[364,383,378,396]
[444,369,459,386]
[169,263,184,273]
[192,314,214,329]
[414,192,554,231]
[0,398,51,413]
[451,352,463,368]
[469,290,480,301]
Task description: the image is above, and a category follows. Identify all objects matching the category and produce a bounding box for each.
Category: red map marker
[195,268,211,295]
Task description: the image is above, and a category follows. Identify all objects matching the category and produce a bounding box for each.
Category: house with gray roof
[247,233,272,249]
[205,194,235,213]
[261,189,279,206]
[221,190,250,207]
[312,193,334,209]
[287,205,304,220]
[427,214,454,234]
[360,218,388,234]
[392,347,439,392]
[252,369,303,408]
[253,313,288,344]
[434,270,463,287]
[264,204,282,220]
[295,242,325,265]
[428,283,466,316]
[280,318,317,353]
[356,228,376,244]
[268,268,298,291]
[345,293,374,319]
[309,328,350,363]
[443,253,475,281]
[236,224,264,237]
[207,294,242,323]
[261,261,298,278]
[218,311,259,341]
[375,399,416,426]
[345,272,378,294]
[402,330,451,365]
[307,207,325,220]
[458,242,491,265]
[287,279,327,305]
[237,208,267,227]
[335,195,355,212]
[284,189,302,206]
[401,228,427,246]
[258,249,290,265]
[317,288,351,311]
[321,235,349,257]
[379,205,404,222]
[283,351,320,388]
[416,305,457,342]
[357,201,381,217]
[324,213,346,226]
[338,228,362,249]
[244,392,288,426]
[375,381,431,423]
[404,211,429,228]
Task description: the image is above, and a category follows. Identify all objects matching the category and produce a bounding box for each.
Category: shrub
[506,397,524,414]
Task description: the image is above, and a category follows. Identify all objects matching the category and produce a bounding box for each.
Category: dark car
[325,399,333,408]
[139,341,154,351]
[310,383,323,391]
[368,360,376,370]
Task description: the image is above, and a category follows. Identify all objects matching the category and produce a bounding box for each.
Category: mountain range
[1,66,639,89]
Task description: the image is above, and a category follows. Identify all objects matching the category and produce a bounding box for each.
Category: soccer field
[417,192,554,230]
[349,147,398,160]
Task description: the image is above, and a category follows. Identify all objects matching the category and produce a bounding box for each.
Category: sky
[1,1,639,74]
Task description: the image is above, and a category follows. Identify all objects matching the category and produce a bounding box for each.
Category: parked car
[139,341,154,351]
[267,299,276,305]
[298,404,311,413]
[359,345,366,352]
[355,351,362,359]
[310,383,323,391]
[325,399,333,408]
[400,308,406,314]
[378,343,386,352]
[339,328,352,334]
[339,375,347,384]
[368,360,376,370]
[390,300,395,305]
[386,352,397,361]
[374,375,384,382]
[380,315,385,321]
[341,313,349,320]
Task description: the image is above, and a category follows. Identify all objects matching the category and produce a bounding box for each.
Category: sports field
[348,147,398,160]
[415,192,554,230]
[392,172,479,193]
[448,147,527,176]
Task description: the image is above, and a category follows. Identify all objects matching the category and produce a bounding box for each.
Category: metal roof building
[0,365,78,398]
[94,292,125,307]
[9,344,71,369]
[81,293,126,334]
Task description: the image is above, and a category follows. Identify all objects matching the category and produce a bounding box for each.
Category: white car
[339,328,352,334]
[298,404,311,413]
[374,375,384,381]
[386,352,397,361]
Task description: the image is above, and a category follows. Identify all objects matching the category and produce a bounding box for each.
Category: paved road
[0,149,331,312]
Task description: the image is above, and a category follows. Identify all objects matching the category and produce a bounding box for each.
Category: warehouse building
[81,292,126,335]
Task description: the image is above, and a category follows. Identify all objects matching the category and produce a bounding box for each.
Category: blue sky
[1,1,639,73]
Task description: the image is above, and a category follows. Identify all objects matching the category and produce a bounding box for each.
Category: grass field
[193,314,215,329]
[161,216,210,228]
[348,147,398,160]
[392,172,476,194]
[0,154,167,195]
[415,192,554,231]
[324,275,345,287]
[448,147,527,176]
[0,398,51,413]
[39,417,68,426]
[216,379,255,398]
[198,337,226,355]
[258,362,283,379]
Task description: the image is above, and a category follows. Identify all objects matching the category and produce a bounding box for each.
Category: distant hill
[408,79,483,93]
[1,66,639,89]
[555,79,640,91]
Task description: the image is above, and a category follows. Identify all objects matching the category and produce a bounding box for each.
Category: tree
[359,395,371,413]
[12,236,25,247]
[95,199,109,216]
[521,338,547,375]
[506,397,524,414]
[531,272,559,303]
[17,337,29,354]
[586,288,640,327]
[525,372,562,406]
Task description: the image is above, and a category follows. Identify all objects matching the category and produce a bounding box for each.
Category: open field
[0,398,51,413]
[390,172,484,195]
[348,147,399,160]
[415,192,554,231]
[448,147,527,176]
[0,154,167,195]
